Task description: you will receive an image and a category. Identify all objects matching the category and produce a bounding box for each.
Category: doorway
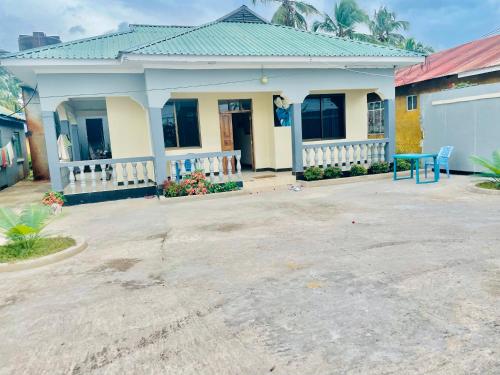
[218,99,254,172]
[85,118,111,160]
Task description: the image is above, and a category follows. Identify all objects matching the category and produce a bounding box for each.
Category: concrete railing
[302,139,389,170]
[165,150,242,183]
[59,156,155,194]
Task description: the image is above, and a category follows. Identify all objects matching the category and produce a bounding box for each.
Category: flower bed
[300,161,401,182]
[163,171,241,198]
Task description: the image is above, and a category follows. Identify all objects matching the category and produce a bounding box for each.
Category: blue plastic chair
[425,146,454,178]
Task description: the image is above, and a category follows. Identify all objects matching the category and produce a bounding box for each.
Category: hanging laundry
[6,142,14,166]
[57,134,71,161]
[1,147,7,168]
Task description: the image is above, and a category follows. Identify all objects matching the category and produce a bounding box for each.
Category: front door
[219,113,235,174]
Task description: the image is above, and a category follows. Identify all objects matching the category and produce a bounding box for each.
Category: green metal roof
[4,25,192,59]
[3,5,422,60]
[127,21,421,58]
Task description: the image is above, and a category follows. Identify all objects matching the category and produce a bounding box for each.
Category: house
[395,35,500,171]
[0,106,29,189]
[0,5,423,203]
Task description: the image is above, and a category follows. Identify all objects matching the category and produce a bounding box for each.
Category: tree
[399,37,434,54]
[0,67,21,112]
[369,6,409,45]
[251,0,319,30]
[312,0,368,39]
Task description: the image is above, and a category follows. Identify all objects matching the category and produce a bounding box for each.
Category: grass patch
[0,237,76,263]
[476,181,500,190]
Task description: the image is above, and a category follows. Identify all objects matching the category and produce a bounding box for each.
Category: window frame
[367,100,385,135]
[406,95,418,111]
[162,98,202,149]
[13,131,23,158]
[301,94,346,141]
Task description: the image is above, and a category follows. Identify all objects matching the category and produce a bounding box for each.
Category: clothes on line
[0,141,15,168]
[57,134,72,161]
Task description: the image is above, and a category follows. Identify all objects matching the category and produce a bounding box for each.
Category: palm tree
[470,150,500,189]
[251,0,319,30]
[369,6,409,45]
[0,67,21,112]
[312,0,368,39]
[399,37,434,54]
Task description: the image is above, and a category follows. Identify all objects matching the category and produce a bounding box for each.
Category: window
[218,99,251,113]
[367,95,384,135]
[301,94,345,140]
[407,95,418,111]
[161,99,201,148]
[13,132,22,157]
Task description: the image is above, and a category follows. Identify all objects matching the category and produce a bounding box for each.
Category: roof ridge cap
[130,24,193,29]
[2,29,135,59]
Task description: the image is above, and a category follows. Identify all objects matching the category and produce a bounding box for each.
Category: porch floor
[241,170,296,191]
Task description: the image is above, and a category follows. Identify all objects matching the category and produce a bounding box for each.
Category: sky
[0,0,499,53]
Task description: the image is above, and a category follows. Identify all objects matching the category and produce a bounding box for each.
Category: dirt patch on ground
[200,223,244,232]
[91,258,141,273]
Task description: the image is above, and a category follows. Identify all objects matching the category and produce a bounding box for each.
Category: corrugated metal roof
[3,5,421,60]
[396,34,500,86]
[127,21,421,58]
[0,105,24,121]
[3,26,192,59]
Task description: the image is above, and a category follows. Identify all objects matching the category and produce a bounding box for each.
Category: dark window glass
[175,100,200,148]
[301,97,321,139]
[161,99,200,148]
[407,95,417,111]
[301,94,345,140]
[13,132,22,157]
[240,99,251,111]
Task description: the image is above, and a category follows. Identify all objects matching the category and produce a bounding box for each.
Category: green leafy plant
[0,205,52,252]
[369,161,389,174]
[470,150,500,189]
[222,181,240,192]
[395,159,411,171]
[324,166,343,179]
[349,164,367,176]
[303,166,324,181]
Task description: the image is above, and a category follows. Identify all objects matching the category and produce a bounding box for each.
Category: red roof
[395,34,500,87]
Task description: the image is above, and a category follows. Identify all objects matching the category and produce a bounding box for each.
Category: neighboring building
[16,33,61,181]
[18,32,61,51]
[0,106,29,189]
[0,6,423,203]
[395,35,500,156]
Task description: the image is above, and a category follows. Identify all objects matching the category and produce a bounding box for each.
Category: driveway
[0,176,499,374]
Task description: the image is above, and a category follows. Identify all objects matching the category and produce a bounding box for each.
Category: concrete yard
[0,175,499,374]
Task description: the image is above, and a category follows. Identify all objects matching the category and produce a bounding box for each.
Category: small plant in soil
[395,159,412,171]
[470,150,500,190]
[324,166,342,179]
[349,164,367,177]
[303,166,324,181]
[369,161,390,174]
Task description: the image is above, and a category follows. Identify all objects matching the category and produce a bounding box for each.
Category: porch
[39,74,395,204]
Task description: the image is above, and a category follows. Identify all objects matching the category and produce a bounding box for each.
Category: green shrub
[395,159,411,171]
[470,150,500,189]
[222,181,240,192]
[0,205,52,250]
[349,164,367,177]
[324,166,342,179]
[369,161,390,174]
[303,166,324,181]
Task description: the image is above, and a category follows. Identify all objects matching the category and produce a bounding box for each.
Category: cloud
[0,0,498,52]
[68,25,86,35]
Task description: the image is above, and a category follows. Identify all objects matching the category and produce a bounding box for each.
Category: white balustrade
[59,156,155,194]
[302,139,389,171]
[165,150,243,184]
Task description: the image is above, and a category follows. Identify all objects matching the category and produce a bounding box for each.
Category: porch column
[147,107,167,184]
[383,99,396,162]
[41,111,63,192]
[290,102,304,175]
